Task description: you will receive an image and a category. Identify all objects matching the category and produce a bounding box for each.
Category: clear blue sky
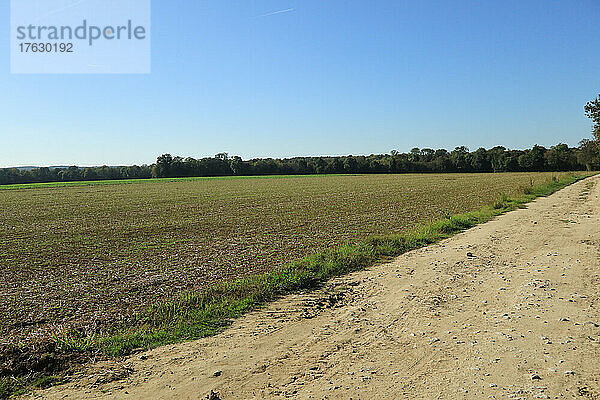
[1,0,599,167]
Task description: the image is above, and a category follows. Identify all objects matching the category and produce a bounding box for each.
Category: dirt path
[29,175,600,400]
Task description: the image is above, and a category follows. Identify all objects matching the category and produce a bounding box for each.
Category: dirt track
[30,175,600,400]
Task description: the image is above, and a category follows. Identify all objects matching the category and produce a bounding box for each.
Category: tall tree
[578,139,600,171]
[154,154,174,177]
[584,94,600,141]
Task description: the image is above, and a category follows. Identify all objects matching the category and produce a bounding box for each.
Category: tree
[545,144,576,171]
[154,154,174,178]
[471,148,491,172]
[83,167,98,180]
[229,156,245,175]
[420,148,435,162]
[450,146,470,172]
[578,139,600,171]
[408,148,421,162]
[584,94,600,141]
[518,145,546,171]
[489,146,507,172]
[0,143,590,186]
[171,156,185,176]
[432,149,451,172]
[583,95,600,168]
[503,152,520,172]
[343,156,359,173]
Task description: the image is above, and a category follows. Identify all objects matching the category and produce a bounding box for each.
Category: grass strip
[0,174,358,191]
[0,172,593,398]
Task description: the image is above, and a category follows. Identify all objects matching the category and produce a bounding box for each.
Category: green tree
[154,154,174,177]
[584,94,600,141]
[471,148,491,171]
[544,144,576,171]
[420,148,435,162]
[229,156,245,175]
[489,146,507,172]
[450,146,470,172]
[408,147,421,162]
[518,145,546,171]
[578,139,600,171]
[343,156,359,173]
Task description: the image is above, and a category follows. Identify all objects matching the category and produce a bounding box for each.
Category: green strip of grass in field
[0,174,360,190]
[0,173,594,399]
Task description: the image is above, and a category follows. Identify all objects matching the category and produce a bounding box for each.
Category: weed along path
[29,175,600,400]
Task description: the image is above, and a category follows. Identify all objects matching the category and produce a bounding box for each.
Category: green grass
[0,173,349,191]
[0,379,24,400]
[0,375,66,399]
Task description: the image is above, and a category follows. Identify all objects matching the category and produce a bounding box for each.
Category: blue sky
[1,0,599,167]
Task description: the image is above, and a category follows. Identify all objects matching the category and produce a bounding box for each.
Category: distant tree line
[0,165,153,185]
[150,142,597,179]
[2,94,599,186]
[1,142,598,186]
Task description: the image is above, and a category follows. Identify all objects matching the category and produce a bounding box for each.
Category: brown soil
[27,175,600,399]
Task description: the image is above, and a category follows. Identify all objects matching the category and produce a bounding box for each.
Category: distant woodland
[1,141,598,185]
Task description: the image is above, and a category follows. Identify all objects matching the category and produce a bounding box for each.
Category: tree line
[3,94,600,186]
[1,142,598,186]
[0,165,153,185]
[151,142,597,178]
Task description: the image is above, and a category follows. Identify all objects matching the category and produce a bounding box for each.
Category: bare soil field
[0,173,568,347]
[27,174,600,399]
